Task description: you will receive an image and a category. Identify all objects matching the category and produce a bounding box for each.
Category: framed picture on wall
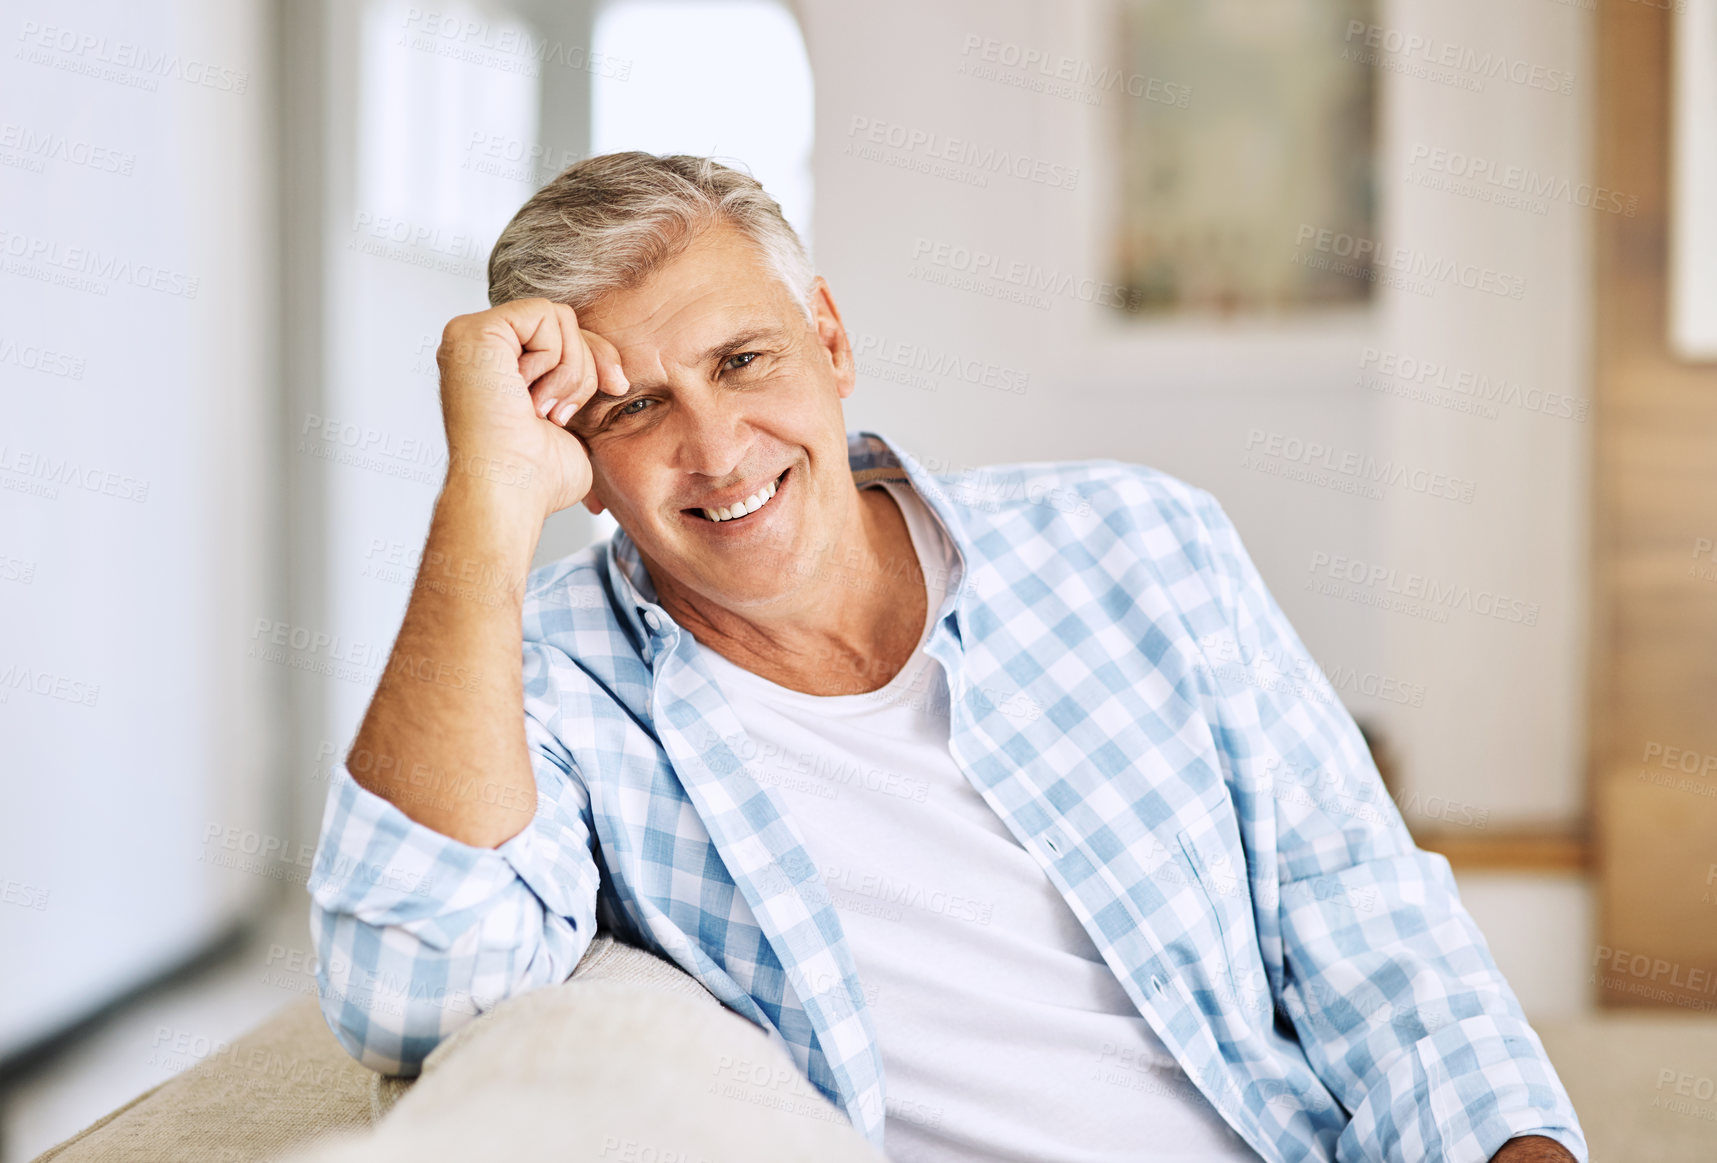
[1111,0,1377,317]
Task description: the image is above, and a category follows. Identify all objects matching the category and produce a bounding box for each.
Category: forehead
[574,222,795,356]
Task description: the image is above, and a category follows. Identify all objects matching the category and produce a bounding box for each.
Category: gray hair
[486,151,815,322]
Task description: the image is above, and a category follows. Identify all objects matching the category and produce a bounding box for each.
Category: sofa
[29,927,1717,1162]
[31,932,886,1163]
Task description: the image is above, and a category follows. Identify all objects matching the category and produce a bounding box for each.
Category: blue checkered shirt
[308,429,1586,1163]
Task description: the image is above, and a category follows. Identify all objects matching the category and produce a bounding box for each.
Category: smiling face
[567,221,860,617]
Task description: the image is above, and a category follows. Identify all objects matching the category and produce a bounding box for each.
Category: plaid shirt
[308,429,1587,1163]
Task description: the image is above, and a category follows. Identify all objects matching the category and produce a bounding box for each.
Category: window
[585,0,814,545]
[592,0,814,246]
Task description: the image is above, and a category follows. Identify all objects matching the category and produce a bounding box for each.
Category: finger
[518,346,561,387]
[527,358,567,418]
[546,304,607,426]
[526,305,589,419]
[491,302,568,417]
[492,299,574,417]
[528,361,568,419]
[549,326,603,427]
[580,330,630,396]
[538,306,596,422]
[504,298,565,373]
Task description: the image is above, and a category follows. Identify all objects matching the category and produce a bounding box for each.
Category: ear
[581,491,607,517]
[808,276,857,400]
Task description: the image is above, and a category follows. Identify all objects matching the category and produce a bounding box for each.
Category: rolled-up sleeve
[306,692,601,1076]
[1188,486,1588,1163]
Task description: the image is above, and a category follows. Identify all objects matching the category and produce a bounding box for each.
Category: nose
[670,382,753,483]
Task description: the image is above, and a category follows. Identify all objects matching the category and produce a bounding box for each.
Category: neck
[648,484,928,696]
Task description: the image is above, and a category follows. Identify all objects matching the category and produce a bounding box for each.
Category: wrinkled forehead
[574,223,804,366]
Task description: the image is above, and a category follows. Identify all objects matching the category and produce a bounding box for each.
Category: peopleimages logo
[1307,552,1541,626]
[0,122,136,175]
[1593,945,1717,1003]
[0,228,200,299]
[1359,347,1590,422]
[956,33,1192,108]
[909,237,1148,311]
[14,20,251,94]
[0,444,150,503]
[1342,21,1575,95]
[1407,144,1638,217]
[1243,429,1478,504]
[847,116,1080,191]
[1293,225,1526,300]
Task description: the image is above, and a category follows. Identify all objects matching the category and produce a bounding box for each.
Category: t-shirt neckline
[698,479,948,711]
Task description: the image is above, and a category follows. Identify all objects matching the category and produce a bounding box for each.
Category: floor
[1,901,313,1163]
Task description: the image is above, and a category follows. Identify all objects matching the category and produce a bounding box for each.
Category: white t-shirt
[697,479,1261,1162]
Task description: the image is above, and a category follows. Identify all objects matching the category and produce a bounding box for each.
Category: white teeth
[700,476,778,523]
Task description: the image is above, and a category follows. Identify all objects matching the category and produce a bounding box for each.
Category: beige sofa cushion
[32,934,698,1162]
[61,929,1717,1161]
[30,991,375,1163]
[33,934,883,1163]
[366,928,723,1123]
[285,933,887,1162]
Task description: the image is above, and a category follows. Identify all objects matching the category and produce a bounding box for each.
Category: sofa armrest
[31,994,375,1163]
[366,931,715,1120]
[289,932,885,1163]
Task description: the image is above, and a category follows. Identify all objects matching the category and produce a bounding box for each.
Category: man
[308,152,1585,1162]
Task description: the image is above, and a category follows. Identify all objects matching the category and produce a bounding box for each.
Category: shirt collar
[602,429,973,650]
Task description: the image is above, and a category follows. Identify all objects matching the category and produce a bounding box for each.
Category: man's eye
[723,352,760,372]
[617,397,652,416]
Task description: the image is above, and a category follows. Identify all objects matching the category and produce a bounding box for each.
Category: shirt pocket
[1175,804,1269,1023]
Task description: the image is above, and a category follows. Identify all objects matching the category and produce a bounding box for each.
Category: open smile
[685,467,790,526]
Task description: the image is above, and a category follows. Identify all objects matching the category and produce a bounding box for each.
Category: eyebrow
[573,324,792,429]
[694,324,789,367]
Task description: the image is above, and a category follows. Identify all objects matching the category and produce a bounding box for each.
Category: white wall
[0,0,279,1055]
[1455,870,1593,1019]
[799,0,1591,832]
[796,0,1594,1010]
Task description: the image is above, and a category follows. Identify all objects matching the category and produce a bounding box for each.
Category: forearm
[347,475,543,848]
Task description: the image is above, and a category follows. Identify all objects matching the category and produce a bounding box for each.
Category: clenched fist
[435,297,629,518]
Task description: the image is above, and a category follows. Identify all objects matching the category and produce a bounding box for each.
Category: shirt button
[1043,833,1061,854]
[1151,975,1166,995]
[644,611,661,631]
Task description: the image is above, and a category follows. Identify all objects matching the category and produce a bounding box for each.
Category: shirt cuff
[307,761,565,952]
[1340,1014,1588,1163]
[1495,1128,1587,1163]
